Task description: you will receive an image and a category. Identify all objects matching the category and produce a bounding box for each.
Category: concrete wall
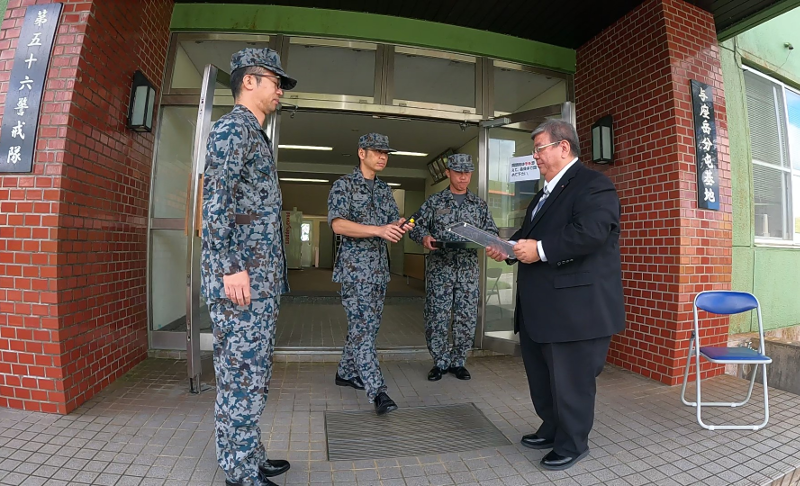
[722,7,800,333]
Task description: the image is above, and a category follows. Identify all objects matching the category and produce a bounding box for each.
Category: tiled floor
[276,302,426,349]
[1,357,799,486]
[285,269,426,298]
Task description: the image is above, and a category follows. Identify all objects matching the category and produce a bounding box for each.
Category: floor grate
[324,403,511,461]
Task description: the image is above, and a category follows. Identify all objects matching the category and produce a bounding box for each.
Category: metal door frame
[186,64,230,392]
[475,102,575,356]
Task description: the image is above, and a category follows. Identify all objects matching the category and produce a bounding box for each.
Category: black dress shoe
[335,373,365,390]
[448,366,471,380]
[374,392,398,415]
[427,366,446,381]
[225,477,277,486]
[540,449,590,471]
[520,433,554,450]
[259,459,290,477]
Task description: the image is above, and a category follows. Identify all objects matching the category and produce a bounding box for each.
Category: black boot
[259,459,290,477]
[427,366,446,381]
[374,392,398,415]
[335,373,365,390]
[448,366,471,380]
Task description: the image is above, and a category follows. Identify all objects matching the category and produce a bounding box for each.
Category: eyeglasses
[533,140,563,155]
[248,73,282,90]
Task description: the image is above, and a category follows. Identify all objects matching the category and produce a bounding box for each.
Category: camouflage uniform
[201,48,296,485]
[410,154,498,370]
[328,133,400,402]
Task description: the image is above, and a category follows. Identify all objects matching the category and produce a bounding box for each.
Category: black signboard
[0,3,63,173]
[690,79,720,211]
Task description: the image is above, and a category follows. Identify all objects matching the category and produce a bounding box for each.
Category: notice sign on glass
[0,3,63,173]
[690,79,720,211]
[509,154,540,183]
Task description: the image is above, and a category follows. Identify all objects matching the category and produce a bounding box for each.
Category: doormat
[324,403,511,461]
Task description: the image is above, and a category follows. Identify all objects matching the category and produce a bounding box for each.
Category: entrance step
[148,347,503,362]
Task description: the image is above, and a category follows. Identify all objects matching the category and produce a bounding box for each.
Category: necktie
[531,187,550,221]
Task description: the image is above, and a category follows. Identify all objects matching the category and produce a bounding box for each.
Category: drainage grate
[324,403,511,461]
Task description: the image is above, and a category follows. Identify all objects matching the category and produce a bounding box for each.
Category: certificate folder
[447,222,515,256]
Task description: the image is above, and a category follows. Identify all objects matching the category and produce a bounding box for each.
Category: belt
[235,213,258,225]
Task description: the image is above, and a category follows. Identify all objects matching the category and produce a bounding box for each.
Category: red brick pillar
[576,0,731,385]
[0,0,173,413]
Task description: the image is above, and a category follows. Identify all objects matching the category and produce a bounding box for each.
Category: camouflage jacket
[327,167,400,284]
[409,188,498,280]
[201,104,289,301]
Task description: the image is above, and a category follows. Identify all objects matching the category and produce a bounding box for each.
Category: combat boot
[374,392,398,415]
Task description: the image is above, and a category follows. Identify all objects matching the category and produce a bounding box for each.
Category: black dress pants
[519,323,611,456]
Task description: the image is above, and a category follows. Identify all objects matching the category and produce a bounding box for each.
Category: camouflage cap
[358,133,396,152]
[447,153,474,172]
[230,47,297,90]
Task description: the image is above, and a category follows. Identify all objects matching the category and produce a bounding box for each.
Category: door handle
[184,174,204,237]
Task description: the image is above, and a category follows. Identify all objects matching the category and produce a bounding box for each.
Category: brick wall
[0,0,173,413]
[576,0,731,385]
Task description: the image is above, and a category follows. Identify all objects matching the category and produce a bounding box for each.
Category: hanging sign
[509,154,540,183]
[690,79,720,211]
[0,3,63,173]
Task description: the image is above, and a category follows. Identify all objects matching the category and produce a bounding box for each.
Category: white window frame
[743,66,800,247]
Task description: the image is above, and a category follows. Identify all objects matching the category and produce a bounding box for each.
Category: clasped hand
[486,239,540,264]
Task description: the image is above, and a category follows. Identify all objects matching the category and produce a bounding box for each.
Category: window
[743,68,800,242]
[301,223,310,242]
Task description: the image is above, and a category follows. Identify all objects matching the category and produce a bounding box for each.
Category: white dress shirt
[536,157,578,262]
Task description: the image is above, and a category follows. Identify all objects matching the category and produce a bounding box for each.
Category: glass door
[148,65,230,392]
[477,102,574,355]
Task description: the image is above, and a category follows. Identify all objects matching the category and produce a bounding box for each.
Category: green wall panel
[170,4,575,73]
[730,246,755,333]
[726,4,800,86]
[753,248,800,331]
[721,41,754,249]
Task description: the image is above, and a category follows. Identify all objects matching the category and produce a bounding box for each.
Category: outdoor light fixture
[127,70,157,132]
[591,115,614,164]
[278,145,333,151]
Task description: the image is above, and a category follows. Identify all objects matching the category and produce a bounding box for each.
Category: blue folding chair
[680,291,772,431]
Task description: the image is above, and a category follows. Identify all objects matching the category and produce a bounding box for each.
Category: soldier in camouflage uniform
[410,154,499,382]
[327,133,413,415]
[201,48,296,486]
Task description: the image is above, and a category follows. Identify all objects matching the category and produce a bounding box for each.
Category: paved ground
[0,356,799,485]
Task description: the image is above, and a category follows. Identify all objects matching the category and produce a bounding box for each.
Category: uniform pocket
[553,272,593,289]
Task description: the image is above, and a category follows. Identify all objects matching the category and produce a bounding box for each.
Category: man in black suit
[487,119,625,471]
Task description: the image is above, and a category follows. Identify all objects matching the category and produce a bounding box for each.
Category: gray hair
[531,120,580,158]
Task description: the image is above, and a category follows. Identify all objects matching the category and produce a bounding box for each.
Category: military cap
[358,133,396,152]
[230,47,297,90]
[447,153,474,172]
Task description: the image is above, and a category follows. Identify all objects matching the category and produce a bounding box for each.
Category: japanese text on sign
[0,3,63,173]
[690,80,720,211]
[508,155,540,183]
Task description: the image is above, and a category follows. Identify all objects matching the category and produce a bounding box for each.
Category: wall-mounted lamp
[127,70,157,132]
[591,114,614,164]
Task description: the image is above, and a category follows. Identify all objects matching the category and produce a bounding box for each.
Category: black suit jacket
[511,161,625,343]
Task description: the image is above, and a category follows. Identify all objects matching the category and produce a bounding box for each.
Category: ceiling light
[280,178,329,183]
[278,145,333,151]
[392,151,428,157]
[387,183,401,187]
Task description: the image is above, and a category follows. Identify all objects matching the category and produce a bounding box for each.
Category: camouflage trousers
[338,282,388,401]
[209,297,278,483]
[424,273,479,370]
